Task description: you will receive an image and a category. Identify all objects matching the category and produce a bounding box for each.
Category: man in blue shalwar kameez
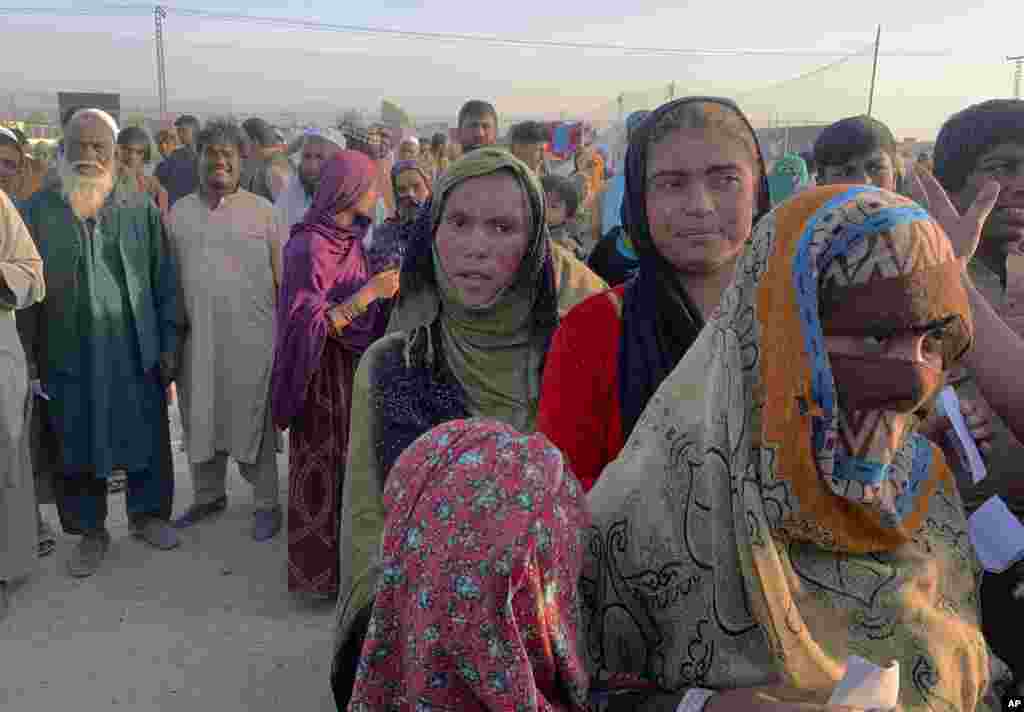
[17,109,183,578]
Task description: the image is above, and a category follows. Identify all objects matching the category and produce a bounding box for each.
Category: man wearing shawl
[583,185,1004,712]
[271,150,397,596]
[274,128,346,236]
[167,120,285,542]
[17,109,181,578]
[341,419,591,711]
[332,147,607,701]
[0,189,45,619]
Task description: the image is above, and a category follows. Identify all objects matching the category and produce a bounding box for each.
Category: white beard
[58,158,115,221]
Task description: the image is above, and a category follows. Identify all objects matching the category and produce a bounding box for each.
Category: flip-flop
[38,521,57,558]
[108,472,127,493]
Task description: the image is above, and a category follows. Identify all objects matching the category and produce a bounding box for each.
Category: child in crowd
[541,174,587,259]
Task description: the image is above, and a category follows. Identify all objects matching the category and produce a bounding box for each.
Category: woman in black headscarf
[537,97,771,490]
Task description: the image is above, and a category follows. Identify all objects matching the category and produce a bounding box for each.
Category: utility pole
[1009,56,1024,100]
[155,5,168,119]
[668,81,676,101]
[617,93,624,124]
[867,24,881,117]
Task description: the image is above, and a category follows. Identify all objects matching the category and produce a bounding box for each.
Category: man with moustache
[240,117,292,203]
[275,127,346,235]
[17,109,181,577]
[456,100,498,153]
[932,99,1024,516]
[167,120,285,541]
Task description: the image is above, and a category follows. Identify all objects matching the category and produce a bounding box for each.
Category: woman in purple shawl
[271,150,399,597]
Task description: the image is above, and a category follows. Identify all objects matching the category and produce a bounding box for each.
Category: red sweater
[537,285,626,492]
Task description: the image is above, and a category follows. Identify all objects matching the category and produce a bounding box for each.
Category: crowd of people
[1,91,1024,712]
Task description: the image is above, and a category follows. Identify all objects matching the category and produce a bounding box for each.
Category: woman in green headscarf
[768,152,811,205]
[330,147,607,707]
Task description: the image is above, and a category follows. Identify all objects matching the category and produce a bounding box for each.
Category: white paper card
[936,386,987,484]
[968,495,1024,573]
[828,656,900,711]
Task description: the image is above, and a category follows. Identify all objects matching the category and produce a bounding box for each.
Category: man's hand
[909,167,1000,264]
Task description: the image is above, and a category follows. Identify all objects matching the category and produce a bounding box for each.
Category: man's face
[398,142,419,162]
[956,142,1024,255]
[118,142,147,175]
[65,116,115,177]
[820,150,896,192]
[394,168,430,223]
[177,124,194,147]
[0,143,21,191]
[299,138,338,196]
[511,142,545,174]
[201,142,240,194]
[157,134,177,159]
[459,114,497,152]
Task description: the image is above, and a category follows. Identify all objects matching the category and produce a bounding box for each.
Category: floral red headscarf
[348,418,591,711]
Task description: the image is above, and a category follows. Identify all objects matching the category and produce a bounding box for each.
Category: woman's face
[645,128,758,275]
[435,171,531,307]
[820,150,896,192]
[394,169,430,222]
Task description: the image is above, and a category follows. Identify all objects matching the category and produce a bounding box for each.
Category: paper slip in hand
[968,496,1024,573]
[936,386,987,484]
[828,655,899,711]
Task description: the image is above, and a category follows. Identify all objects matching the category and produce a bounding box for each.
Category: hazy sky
[1,0,1020,137]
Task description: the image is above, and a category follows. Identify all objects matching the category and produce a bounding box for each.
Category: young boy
[541,174,587,260]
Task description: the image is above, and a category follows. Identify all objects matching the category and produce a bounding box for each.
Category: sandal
[108,472,127,494]
[38,520,56,558]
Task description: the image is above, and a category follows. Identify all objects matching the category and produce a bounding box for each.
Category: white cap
[68,108,120,139]
[0,126,18,144]
[400,135,420,147]
[303,127,346,152]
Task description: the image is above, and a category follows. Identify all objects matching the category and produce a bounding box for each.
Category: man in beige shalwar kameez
[166,120,285,542]
[0,189,45,619]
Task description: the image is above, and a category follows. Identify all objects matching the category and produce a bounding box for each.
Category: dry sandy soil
[0,403,338,712]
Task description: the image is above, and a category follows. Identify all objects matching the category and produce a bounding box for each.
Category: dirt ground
[0,403,338,712]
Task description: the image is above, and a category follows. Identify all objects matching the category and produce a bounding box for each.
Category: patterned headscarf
[349,418,591,711]
[585,185,992,709]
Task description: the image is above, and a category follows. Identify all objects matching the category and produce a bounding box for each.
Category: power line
[0,4,954,58]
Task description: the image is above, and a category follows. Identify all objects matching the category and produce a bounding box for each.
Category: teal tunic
[43,217,162,475]
[17,186,180,484]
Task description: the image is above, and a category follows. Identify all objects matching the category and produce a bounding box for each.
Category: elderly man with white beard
[274,127,346,237]
[16,109,182,578]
